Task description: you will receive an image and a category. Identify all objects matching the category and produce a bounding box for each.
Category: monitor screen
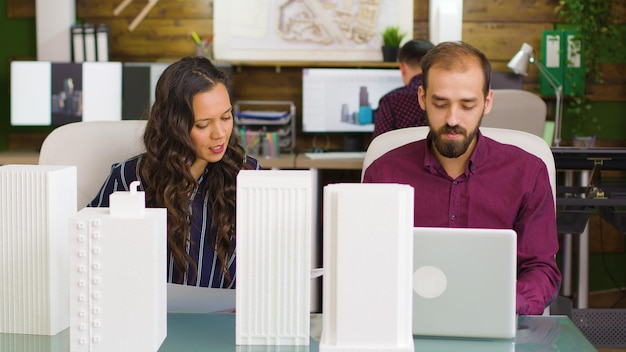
[302,68,403,133]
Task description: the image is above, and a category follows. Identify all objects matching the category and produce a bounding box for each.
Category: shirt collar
[407,74,423,89]
[468,129,488,173]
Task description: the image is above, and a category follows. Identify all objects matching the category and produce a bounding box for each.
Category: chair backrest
[39,120,147,209]
[482,89,547,138]
[361,126,556,205]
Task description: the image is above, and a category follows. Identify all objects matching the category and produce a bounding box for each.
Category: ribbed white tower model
[236,170,314,346]
[69,181,167,352]
[0,164,77,335]
[321,183,415,352]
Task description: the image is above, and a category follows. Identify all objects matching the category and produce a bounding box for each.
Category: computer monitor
[302,68,403,149]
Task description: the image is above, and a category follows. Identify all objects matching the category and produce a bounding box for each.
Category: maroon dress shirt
[373,74,427,139]
[363,130,562,315]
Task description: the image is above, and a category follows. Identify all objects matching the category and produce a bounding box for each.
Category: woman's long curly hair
[140,56,248,284]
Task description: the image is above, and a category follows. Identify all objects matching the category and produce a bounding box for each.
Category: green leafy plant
[555,0,623,139]
[381,26,406,47]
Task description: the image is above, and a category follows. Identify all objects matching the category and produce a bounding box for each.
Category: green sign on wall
[540,29,585,97]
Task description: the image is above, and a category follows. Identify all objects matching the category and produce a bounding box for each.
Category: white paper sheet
[167,269,323,313]
[167,283,236,313]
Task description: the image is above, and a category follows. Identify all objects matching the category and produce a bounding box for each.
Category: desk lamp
[507,43,564,147]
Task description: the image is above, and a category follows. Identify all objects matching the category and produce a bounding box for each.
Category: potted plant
[555,0,623,145]
[381,26,406,62]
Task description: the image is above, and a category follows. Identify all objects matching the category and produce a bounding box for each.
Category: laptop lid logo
[413,266,448,299]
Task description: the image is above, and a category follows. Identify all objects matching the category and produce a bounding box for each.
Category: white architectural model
[321,183,414,352]
[69,181,167,352]
[236,170,315,346]
[0,164,77,335]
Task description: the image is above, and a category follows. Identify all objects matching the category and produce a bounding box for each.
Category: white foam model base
[320,183,414,352]
[236,170,314,345]
[69,207,166,352]
[0,165,77,335]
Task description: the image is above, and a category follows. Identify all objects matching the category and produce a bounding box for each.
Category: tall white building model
[0,164,77,335]
[236,170,315,346]
[321,183,415,352]
[69,181,167,352]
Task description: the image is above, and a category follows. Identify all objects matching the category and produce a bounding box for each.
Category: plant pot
[381,46,399,62]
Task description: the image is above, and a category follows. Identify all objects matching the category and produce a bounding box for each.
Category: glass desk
[0,313,596,352]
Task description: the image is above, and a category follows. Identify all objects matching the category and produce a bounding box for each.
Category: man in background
[372,39,434,138]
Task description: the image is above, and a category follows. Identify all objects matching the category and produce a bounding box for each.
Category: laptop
[412,227,517,340]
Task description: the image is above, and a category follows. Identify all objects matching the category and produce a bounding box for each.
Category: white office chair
[362,126,556,205]
[39,120,147,209]
[482,89,548,140]
[362,126,557,315]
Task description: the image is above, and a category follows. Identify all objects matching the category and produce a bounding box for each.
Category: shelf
[226,60,399,73]
[235,100,296,155]
[227,61,399,68]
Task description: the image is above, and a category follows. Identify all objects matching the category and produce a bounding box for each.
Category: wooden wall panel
[6,0,35,18]
[613,0,626,23]
[77,0,212,19]
[463,22,554,61]
[77,0,213,62]
[412,20,429,41]
[463,0,560,23]
[231,67,302,104]
[413,0,429,39]
[414,0,428,21]
[107,18,213,61]
[8,133,48,151]
[587,63,626,102]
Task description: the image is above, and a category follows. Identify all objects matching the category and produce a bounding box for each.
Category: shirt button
[453,181,458,185]
[451,215,456,221]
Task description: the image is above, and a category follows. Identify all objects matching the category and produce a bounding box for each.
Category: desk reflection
[0,313,596,352]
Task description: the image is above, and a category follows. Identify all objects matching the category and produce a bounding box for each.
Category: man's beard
[429,116,482,158]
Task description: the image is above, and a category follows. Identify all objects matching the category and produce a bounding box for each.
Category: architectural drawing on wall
[276,0,379,45]
[214,0,413,62]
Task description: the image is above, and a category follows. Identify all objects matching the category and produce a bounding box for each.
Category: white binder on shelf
[96,24,110,62]
[71,25,84,63]
[83,24,97,62]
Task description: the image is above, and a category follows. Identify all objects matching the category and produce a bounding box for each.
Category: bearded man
[363,41,561,316]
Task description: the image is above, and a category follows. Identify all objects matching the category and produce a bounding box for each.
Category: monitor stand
[343,134,366,152]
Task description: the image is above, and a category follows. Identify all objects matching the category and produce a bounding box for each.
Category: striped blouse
[88,153,261,288]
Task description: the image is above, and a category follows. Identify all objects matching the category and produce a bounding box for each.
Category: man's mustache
[440,125,465,135]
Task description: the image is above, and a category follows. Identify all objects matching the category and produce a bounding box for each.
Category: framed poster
[213,0,414,62]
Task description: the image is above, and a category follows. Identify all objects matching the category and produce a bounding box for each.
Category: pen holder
[195,43,213,60]
[262,132,280,158]
[239,128,262,155]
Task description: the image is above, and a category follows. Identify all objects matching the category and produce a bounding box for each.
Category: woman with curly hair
[89,56,261,288]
